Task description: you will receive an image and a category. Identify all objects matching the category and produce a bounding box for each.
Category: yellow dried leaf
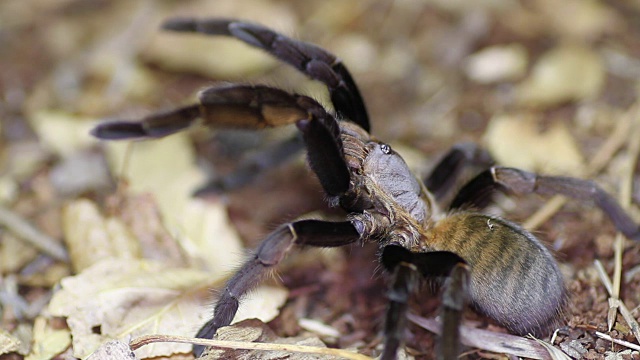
[48,258,287,358]
[484,114,585,175]
[534,0,620,40]
[103,133,244,274]
[62,199,141,272]
[0,233,38,274]
[234,286,288,327]
[25,317,71,360]
[3,142,50,181]
[48,259,212,358]
[0,329,21,355]
[28,110,96,158]
[516,44,604,108]
[465,44,528,84]
[179,198,245,274]
[0,176,18,204]
[87,340,137,360]
[117,193,188,267]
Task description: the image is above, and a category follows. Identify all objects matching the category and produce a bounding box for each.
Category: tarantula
[91,18,640,359]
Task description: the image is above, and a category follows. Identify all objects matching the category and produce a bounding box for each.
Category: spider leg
[450,166,640,240]
[162,18,370,131]
[92,85,351,196]
[90,105,201,140]
[91,85,310,139]
[380,245,468,360]
[380,259,414,360]
[438,262,469,360]
[423,143,494,201]
[194,219,360,357]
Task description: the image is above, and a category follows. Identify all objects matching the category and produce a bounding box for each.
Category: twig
[130,334,373,360]
[610,111,640,331]
[594,260,613,295]
[0,204,68,262]
[595,331,640,351]
[594,259,640,344]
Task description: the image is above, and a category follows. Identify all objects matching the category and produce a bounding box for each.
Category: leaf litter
[2,0,640,359]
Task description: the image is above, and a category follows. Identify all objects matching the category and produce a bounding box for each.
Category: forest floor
[2,1,640,359]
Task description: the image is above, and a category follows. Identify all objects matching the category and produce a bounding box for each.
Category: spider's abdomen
[427,212,566,335]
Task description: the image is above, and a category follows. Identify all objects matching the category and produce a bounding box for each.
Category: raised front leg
[92,85,312,139]
[92,85,351,196]
[450,166,640,240]
[162,18,370,131]
[380,245,468,360]
[194,220,360,357]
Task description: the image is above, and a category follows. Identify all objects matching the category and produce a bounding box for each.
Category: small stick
[594,260,613,295]
[595,331,640,351]
[610,113,640,330]
[594,260,640,344]
[130,334,373,360]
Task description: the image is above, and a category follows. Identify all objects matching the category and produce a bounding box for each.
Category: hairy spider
[91,18,640,359]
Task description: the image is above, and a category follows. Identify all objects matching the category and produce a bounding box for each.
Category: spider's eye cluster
[380,143,392,154]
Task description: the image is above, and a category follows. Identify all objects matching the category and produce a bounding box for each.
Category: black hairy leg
[423,143,494,201]
[380,245,468,360]
[161,18,370,131]
[193,220,360,357]
[450,166,640,240]
[92,85,351,197]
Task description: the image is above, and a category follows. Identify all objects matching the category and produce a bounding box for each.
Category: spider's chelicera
[91,18,640,360]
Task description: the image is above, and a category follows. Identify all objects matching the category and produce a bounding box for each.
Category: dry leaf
[465,44,528,83]
[28,110,96,158]
[484,113,585,175]
[0,233,39,274]
[103,133,244,274]
[0,176,18,204]
[0,329,21,355]
[533,0,620,40]
[408,313,552,359]
[25,317,71,360]
[532,336,572,360]
[298,319,340,339]
[48,258,288,358]
[116,193,189,267]
[516,44,604,108]
[87,340,137,360]
[3,142,51,182]
[62,199,141,272]
[48,259,212,358]
[233,286,288,329]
